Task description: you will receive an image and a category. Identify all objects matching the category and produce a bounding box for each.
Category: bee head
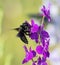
[21,21,31,32]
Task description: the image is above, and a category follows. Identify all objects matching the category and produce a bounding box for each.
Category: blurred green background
[0,0,43,65]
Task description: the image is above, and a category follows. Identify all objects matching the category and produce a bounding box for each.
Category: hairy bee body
[14,21,31,44]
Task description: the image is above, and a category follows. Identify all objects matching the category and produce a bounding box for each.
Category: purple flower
[36,45,50,58]
[29,19,39,43]
[41,62,47,65]
[32,62,36,65]
[40,30,49,39]
[43,50,50,58]
[29,32,39,43]
[37,57,41,65]
[37,57,47,65]
[44,39,50,50]
[41,5,51,22]
[41,57,46,62]
[36,45,43,54]
[22,45,36,64]
[29,20,50,45]
[40,30,50,46]
[31,19,39,33]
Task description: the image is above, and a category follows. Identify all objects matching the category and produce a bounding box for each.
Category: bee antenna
[12,28,20,31]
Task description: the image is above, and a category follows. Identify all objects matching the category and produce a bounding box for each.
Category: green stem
[38,34,40,44]
[41,16,45,24]
[38,16,45,44]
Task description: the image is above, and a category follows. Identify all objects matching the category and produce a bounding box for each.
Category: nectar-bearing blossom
[22,45,36,64]
[36,45,43,54]
[41,5,51,22]
[31,19,39,33]
[29,19,50,45]
[29,19,50,65]
[29,19,39,43]
[37,57,41,65]
[36,45,50,58]
[37,57,48,65]
[32,62,36,65]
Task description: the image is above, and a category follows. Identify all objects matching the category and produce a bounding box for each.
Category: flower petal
[32,50,36,57]
[31,19,39,33]
[37,57,41,65]
[31,19,35,26]
[43,51,50,58]
[23,45,28,52]
[29,33,38,43]
[41,62,47,65]
[22,58,27,64]
[36,45,43,54]
[41,5,51,22]
[41,30,49,38]
[32,62,36,65]
[22,46,36,64]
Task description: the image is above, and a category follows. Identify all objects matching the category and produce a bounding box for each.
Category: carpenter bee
[14,21,31,44]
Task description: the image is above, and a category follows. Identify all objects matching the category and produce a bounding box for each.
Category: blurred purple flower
[41,62,47,65]
[37,57,48,65]
[41,5,51,22]
[29,19,50,45]
[29,32,39,43]
[37,57,41,65]
[44,39,50,50]
[22,45,36,64]
[43,50,50,58]
[36,45,43,54]
[36,45,50,58]
[40,30,50,46]
[31,19,39,33]
[41,57,46,62]
[29,19,39,43]
[32,62,36,65]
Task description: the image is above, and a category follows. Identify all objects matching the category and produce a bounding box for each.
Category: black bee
[14,21,31,44]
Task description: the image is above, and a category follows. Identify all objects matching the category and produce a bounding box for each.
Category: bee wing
[17,31,28,44]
